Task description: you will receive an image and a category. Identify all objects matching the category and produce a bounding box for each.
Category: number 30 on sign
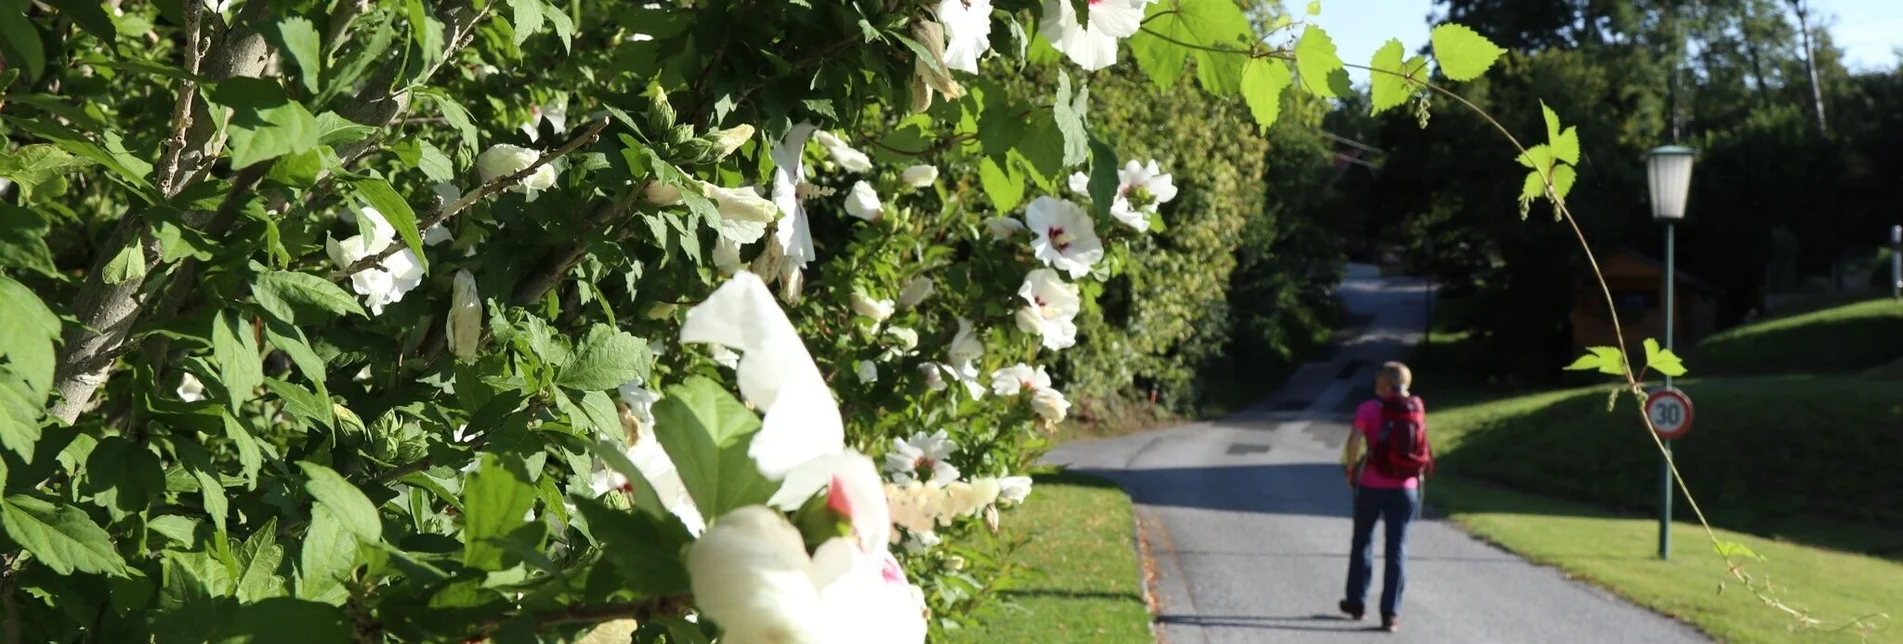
[1645,388,1694,439]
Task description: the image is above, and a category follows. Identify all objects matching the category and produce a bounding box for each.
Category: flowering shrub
[0,0,1519,641]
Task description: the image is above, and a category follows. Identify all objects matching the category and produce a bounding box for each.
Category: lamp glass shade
[1645,145,1696,221]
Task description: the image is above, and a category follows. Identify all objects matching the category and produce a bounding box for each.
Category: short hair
[1378,361,1413,392]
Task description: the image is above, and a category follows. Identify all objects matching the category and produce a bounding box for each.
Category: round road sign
[1645,388,1694,439]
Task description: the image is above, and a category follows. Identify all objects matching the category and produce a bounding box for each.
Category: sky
[1281,0,1903,86]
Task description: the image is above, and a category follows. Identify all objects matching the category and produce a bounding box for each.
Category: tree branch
[509,183,644,307]
[328,116,614,282]
[3,554,19,644]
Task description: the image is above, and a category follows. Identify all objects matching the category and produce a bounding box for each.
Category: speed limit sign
[1645,388,1694,439]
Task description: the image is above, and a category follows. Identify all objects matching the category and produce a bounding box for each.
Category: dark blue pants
[1345,485,1419,618]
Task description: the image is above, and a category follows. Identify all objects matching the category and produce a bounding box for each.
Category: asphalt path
[1045,266,1708,643]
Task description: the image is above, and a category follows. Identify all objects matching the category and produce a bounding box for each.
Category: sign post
[1890,224,1899,300]
[1646,386,1695,560]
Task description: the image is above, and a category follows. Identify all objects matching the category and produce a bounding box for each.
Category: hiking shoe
[1381,615,1398,632]
[1337,600,1364,621]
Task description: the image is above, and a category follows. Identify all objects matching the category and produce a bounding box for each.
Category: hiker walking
[1338,361,1433,633]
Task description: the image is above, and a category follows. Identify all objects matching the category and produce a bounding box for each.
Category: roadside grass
[1693,297,1903,375]
[943,472,1152,644]
[1430,477,1901,644]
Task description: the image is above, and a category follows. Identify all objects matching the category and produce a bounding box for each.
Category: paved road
[1045,266,1707,644]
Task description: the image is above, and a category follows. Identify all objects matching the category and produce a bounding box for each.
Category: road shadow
[1157,613,1389,633]
[1062,463,1605,522]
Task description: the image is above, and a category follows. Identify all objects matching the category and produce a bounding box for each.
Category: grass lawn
[1693,297,1903,375]
[1430,477,1901,643]
[943,473,1152,644]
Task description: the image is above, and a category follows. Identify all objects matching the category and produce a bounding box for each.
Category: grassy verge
[1430,477,1901,643]
[944,473,1151,644]
[1693,297,1903,375]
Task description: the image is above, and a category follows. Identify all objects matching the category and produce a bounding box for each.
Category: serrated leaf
[569,496,691,596]
[558,325,652,391]
[1643,338,1688,377]
[1193,49,1245,97]
[296,505,356,603]
[1,494,131,576]
[1431,23,1506,81]
[1368,39,1410,115]
[462,454,537,571]
[1714,539,1765,562]
[233,520,288,602]
[543,1,575,50]
[349,178,427,273]
[1052,72,1089,167]
[314,112,377,146]
[1515,144,1555,170]
[1562,346,1625,376]
[218,597,350,643]
[298,462,382,543]
[1548,164,1576,201]
[0,374,39,461]
[212,78,321,169]
[1295,25,1344,99]
[510,0,546,45]
[270,16,323,95]
[254,270,367,323]
[0,143,95,199]
[416,140,455,183]
[1132,0,1249,90]
[212,310,263,411]
[0,274,59,402]
[1239,57,1290,129]
[652,377,775,518]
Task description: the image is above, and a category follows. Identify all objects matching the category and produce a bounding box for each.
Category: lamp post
[1645,145,1696,560]
[1891,224,1900,300]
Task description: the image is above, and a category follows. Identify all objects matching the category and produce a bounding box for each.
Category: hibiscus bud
[901,165,938,188]
[898,276,935,308]
[986,216,1028,241]
[984,505,1000,533]
[667,124,697,146]
[850,291,895,322]
[856,360,879,384]
[1031,388,1070,423]
[645,84,675,133]
[844,181,882,221]
[446,269,482,361]
[643,181,684,206]
[946,555,967,571]
[704,124,755,160]
[1014,306,1043,333]
[887,327,919,351]
[909,20,963,107]
[476,144,559,197]
[646,302,678,319]
[702,181,779,223]
[674,137,717,163]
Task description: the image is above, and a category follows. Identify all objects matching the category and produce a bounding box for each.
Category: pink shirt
[1353,399,1422,489]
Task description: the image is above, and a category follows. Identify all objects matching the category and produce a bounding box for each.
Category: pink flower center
[881,554,908,585]
[826,473,855,521]
[1046,227,1072,251]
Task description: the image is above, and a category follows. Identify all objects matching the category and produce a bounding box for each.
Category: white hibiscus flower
[883,430,961,487]
[1038,0,1149,71]
[936,0,994,73]
[1016,268,1082,350]
[1024,197,1104,278]
[326,206,424,316]
[813,130,874,173]
[989,363,1052,396]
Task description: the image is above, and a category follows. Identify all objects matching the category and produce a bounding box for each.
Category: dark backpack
[1370,396,1432,479]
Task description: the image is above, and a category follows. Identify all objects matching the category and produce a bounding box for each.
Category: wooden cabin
[1571,247,1721,355]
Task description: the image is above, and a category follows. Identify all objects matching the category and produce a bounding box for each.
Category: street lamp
[1645,145,1695,560]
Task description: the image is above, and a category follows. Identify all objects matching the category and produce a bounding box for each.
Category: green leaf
[567,390,622,440]
[349,178,427,273]
[557,325,652,391]
[0,204,54,276]
[419,91,480,155]
[978,156,1024,213]
[510,0,546,45]
[1368,39,1410,115]
[47,0,118,45]
[212,310,263,411]
[1052,72,1089,168]
[652,377,774,518]
[298,462,382,543]
[0,4,46,81]
[462,454,538,571]
[0,374,38,463]
[0,274,59,402]
[542,0,575,50]
[314,111,376,146]
[1431,23,1506,81]
[1238,57,1291,130]
[232,519,288,602]
[581,440,672,524]
[1713,539,1765,562]
[267,16,323,95]
[265,378,329,427]
[222,411,266,484]
[1643,338,1688,377]
[1085,137,1119,219]
[1562,346,1625,376]
[3,119,152,191]
[1514,144,1555,170]
[1133,0,1250,91]
[1542,102,1581,165]
[102,241,147,285]
[254,270,367,323]
[211,78,322,169]
[416,140,455,183]
[568,496,691,596]
[1305,0,1321,15]
[1548,164,1576,202]
[1193,48,1245,97]
[1,494,131,576]
[82,436,165,512]
[296,505,356,603]
[217,597,349,643]
[1295,25,1344,99]
[0,144,94,201]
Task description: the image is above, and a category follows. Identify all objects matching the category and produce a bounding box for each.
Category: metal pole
[1660,222,1676,561]
[1891,225,1900,300]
